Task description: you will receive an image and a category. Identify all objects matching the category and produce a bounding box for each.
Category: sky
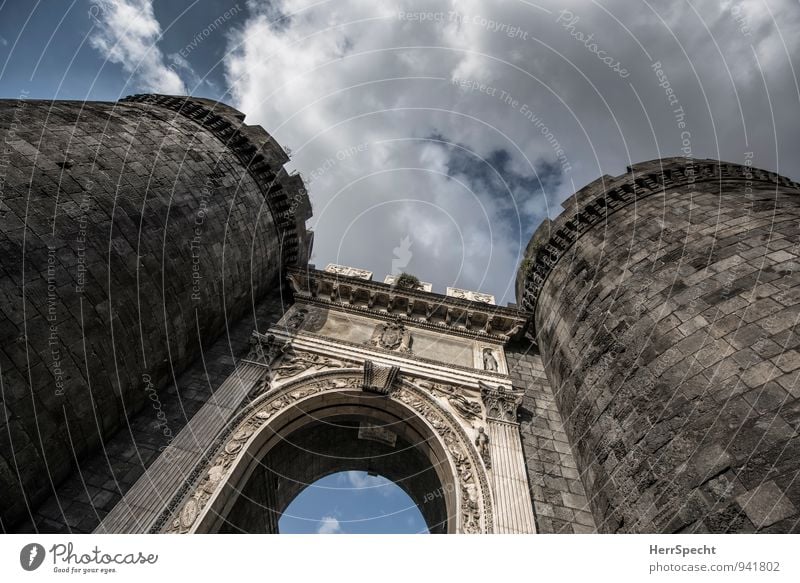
[2,0,799,306]
[1,0,799,530]
[279,471,428,534]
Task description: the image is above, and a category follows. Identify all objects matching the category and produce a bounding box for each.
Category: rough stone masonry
[517,157,800,533]
[0,95,311,530]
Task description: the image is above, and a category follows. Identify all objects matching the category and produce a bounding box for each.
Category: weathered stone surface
[736,481,797,528]
[11,290,287,533]
[507,342,596,533]
[517,157,800,533]
[0,96,310,530]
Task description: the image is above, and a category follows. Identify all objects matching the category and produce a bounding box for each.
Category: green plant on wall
[519,242,543,276]
[394,272,422,289]
[520,257,534,275]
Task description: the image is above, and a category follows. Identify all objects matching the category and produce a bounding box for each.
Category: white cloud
[222,0,800,303]
[89,0,186,93]
[345,471,393,497]
[316,515,343,534]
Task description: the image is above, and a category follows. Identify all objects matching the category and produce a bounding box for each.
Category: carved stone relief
[283,305,327,332]
[166,375,361,534]
[482,348,499,372]
[421,382,482,423]
[362,360,399,395]
[479,381,524,423]
[243,332,287,367]
[446,287,496,304]
[164,372,493,534]
[324,263,373,280]
[475,427,491,469]
[368,318,413,353]
[392,385,492,533]
[272,348,348,381]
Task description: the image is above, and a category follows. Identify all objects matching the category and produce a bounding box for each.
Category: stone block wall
[9,289,289,533]
[0,96,310,529]
[518,158,800,533]
[506,342,596,533]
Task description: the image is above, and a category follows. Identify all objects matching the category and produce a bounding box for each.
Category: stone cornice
[262,329,511,388]
[120,94,312,267]
[516,157,800,329]
[287,267,528,342]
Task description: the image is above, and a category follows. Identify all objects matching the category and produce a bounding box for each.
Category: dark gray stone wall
[519,158,800,533]
[9,289,289,534]
[0,96,310,530]
[506,342,596,533]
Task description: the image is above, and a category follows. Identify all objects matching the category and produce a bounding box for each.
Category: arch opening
[207,386,455,534]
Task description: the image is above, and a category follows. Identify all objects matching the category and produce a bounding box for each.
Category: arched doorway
[165,370,493,534]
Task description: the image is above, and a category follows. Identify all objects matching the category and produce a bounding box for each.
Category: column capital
[479,381,524,423]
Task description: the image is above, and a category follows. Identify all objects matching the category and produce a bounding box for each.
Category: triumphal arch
[98,264,535,534]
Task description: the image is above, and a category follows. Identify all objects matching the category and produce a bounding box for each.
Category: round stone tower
[517,158,800,533]
[0,95,311,529]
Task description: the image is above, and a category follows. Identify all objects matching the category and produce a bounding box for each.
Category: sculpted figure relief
[475,427,491,469]
[415,381,483,422]
[273,348,347,380]
[482,348,498,372]
[286,307,308,330]
[244,333,287,367]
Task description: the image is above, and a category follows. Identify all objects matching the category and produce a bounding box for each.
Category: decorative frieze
[325,263,374,280]
[287,267,528,343]
[447,287,495,305]
[272,348,348,381]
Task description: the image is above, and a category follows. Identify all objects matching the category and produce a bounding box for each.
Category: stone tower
[0,95,311,530]
[516,158,800,532]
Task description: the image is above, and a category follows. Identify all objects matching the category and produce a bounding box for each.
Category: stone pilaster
[480,383,537,533]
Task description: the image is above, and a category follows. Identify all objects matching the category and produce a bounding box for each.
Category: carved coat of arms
[369,319,413,353]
